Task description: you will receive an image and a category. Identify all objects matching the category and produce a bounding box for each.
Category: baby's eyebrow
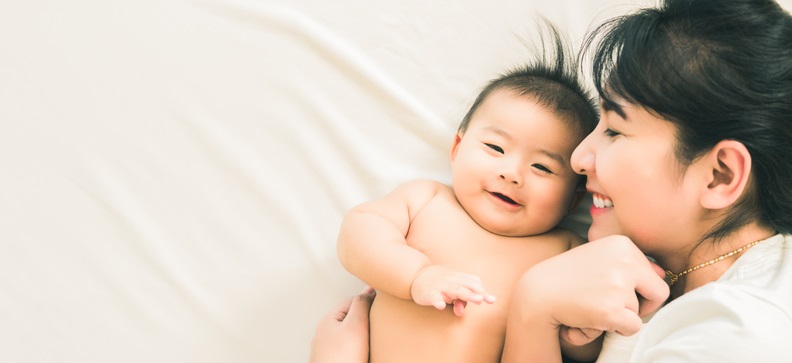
[482,125,567,165]
[540,149,567,167]
[482,125,512,140]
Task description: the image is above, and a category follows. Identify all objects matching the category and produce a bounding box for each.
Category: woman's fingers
[343,286,376,324]
[510,235,669,338]
[309,287,375,363]
[330,298,353,322]
[609,306,645,336]
[636,260,670,318]
[560,327,603,346]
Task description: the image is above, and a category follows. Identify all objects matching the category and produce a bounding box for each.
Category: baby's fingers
[453,285,496,305]
[452,300,467,317]
[428,291,447,310]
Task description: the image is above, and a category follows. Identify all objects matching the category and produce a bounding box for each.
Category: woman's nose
[571,135,594,175]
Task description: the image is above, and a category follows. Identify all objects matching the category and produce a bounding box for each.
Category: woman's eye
[485,143,504,154]
[604,128,621,137]
[533,164,553,174]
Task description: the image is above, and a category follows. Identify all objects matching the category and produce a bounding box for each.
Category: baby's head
[450,25,597,237]
[458,69,597,139]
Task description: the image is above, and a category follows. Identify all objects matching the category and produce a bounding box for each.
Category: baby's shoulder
[392,179,453,209]
[396,179,451,198]
[398,178,448,191]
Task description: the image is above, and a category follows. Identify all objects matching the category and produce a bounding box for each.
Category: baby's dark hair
[583,0,792,240]
[458,20,598,145]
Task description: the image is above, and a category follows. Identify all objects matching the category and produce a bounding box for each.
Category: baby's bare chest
[405,193,567,295]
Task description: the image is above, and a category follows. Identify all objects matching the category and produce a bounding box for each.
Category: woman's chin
[587,219,622,241]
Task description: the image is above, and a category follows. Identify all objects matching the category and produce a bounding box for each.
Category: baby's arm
[337,179,493,314]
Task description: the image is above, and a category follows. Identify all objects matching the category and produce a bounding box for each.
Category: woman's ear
[700,140,752,209]
[450,133,463,162]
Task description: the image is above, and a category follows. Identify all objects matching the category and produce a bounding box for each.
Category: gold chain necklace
[665,239,764,286]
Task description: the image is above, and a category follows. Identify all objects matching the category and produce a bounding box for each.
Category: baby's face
[449,89,581,237]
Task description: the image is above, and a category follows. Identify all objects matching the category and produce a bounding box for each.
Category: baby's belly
[369,291,506,363]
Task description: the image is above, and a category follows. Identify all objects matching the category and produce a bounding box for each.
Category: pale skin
[313,96,775,363]
[501,98,775,362]
[309,287,376,363]
[337,90,599,362]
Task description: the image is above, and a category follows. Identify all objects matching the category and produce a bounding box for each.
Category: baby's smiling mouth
[491,192,520,206]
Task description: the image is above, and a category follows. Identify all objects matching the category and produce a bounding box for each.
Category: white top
[597,234,792,362]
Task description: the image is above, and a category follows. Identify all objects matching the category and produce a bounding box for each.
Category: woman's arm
[501,235,669,363]
[309,287,376,363]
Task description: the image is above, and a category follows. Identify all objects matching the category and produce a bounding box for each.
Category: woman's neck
[670,223,775,296]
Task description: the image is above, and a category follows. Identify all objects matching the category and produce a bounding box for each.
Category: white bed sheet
[2,0,789,362]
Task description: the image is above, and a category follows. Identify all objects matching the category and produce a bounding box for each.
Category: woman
[311,0,792,361]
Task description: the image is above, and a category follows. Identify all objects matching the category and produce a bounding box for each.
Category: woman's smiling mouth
[592,192,613,208]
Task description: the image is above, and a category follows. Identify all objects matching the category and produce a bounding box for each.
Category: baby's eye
[485,143,504,154]
[604,128,621,137]
[532,164,553,174]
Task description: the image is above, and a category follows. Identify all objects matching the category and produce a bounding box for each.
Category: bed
[2,0,790,361]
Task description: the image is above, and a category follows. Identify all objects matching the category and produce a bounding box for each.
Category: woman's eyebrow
[601,98,628,120]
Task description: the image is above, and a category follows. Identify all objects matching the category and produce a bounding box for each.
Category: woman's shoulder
[720,233,792,289]
[633,284,792,362]
[601,280,792,362]
[662,234,792,328]
[632,235,792,361]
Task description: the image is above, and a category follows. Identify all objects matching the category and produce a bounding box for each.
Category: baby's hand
[410,265,496,317]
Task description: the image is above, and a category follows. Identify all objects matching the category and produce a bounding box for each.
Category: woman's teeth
[593,194,614,208]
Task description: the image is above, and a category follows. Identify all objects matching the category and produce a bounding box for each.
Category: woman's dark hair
[459,19,598,144]
[583,0,792,240]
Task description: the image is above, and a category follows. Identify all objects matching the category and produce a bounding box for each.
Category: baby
[337,25,599,363]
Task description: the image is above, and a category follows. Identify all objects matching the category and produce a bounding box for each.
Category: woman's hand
[309,287,376,363]
[559,255,667,347]
[524,235,668,333]
[501,235,669,362]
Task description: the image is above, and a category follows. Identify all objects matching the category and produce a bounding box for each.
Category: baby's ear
[449,133,463,162]
[700,140,752,209]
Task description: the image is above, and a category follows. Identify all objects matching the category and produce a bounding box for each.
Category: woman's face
[571,98,703,255]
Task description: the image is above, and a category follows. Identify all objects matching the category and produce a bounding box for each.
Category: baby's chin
[477,219,556,238]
